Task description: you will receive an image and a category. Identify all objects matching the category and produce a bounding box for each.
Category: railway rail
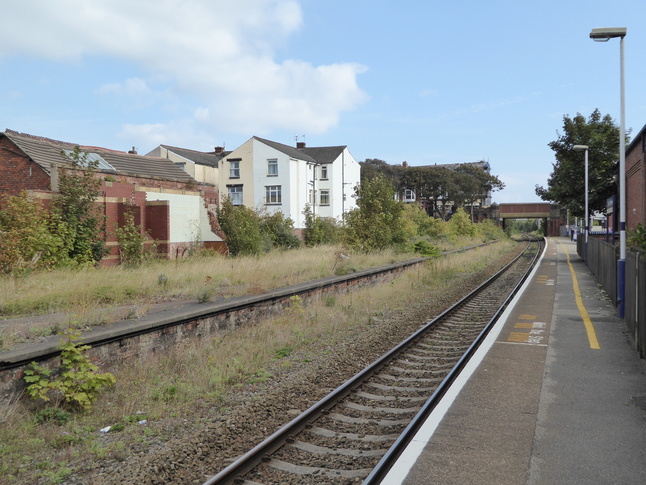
[203,236,544,485]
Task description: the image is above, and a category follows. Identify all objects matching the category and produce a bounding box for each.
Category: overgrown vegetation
[0,147,108,274]
[628,224,646,252]
[114,209,148,267]
[51,147,108,265]
[216,198,300,256]
[0,238,518,484]
[24,330,116,412]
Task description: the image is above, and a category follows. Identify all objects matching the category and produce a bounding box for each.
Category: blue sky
[1,0,645,203]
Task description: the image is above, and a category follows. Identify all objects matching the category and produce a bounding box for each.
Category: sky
[1,0,645,204]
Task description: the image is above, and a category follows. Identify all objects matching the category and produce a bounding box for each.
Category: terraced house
[0,129,226,264]
[218,136,361,230]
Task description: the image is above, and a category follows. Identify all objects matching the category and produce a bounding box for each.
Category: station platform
[384,237,646,484]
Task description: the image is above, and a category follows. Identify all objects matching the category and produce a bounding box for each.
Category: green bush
[0,192,69,273]
[411,240,442,257]
[259,211,301,250]
[217,198,264,256]
[114,209,148,267]
[476,218,506,241]
[447,207,476,237]
[343,175,407,251]
[303,204,341,246]
[628,224,646,252]
[23,329,116,412]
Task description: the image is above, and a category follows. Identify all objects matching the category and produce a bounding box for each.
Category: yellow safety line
[556,239,601,349]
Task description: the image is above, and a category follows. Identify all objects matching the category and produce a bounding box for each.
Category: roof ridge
[4,129,77,147]
[162,144,216,155]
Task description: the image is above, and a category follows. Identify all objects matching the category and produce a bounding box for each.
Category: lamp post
[590,26,627,318]
[573,145,589,263]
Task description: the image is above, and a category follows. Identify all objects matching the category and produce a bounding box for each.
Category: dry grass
[0,246,414,348]
[0,239,518,484]
[0,246,407,316]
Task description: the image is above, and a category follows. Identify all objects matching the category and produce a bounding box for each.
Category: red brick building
[626,123,646,232]
[0,129,226,264]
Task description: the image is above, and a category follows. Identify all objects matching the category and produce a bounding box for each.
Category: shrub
[412,240,442,257]
[303,204,341,246]
[114,209,148,267]
[217,198,264,256]
[343,175,407,251]
[259,211,301,250]
[628,224,646,252]
[52,147,108,265]
[23,329,116,412]
[476,219,506,241]
[0,192,68,273]
[447,207,476,237]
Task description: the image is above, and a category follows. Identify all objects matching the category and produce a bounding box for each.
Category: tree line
[360,159,504,220]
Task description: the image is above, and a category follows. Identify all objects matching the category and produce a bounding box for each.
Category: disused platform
[384,237,646,484]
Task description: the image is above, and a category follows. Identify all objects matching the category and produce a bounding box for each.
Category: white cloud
[97,78,152,96]
[0,0,367,137]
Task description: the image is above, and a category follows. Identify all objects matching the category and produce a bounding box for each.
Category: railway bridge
[497,202,565,237]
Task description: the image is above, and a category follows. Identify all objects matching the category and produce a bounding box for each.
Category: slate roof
[253,136,347,165]
[3,129,195,183]
[159,144,226,168]
[300,145,346,164]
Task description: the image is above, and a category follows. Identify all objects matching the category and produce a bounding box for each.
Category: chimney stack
[297,141,306,149]
[214,146,224,154]
[402,161,408,168]
[128,146,137,154]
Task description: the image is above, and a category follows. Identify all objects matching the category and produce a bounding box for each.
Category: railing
[626,249,646,358]
[582,236,645,358]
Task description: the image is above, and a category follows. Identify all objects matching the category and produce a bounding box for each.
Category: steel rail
[363,235,544,484]
[203,236,542,485]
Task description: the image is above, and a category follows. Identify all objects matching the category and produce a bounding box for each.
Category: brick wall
[0,136,51,196]
[1,137,226,263]
[626,133,645,232]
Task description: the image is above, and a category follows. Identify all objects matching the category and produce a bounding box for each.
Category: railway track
[204,236,544,485]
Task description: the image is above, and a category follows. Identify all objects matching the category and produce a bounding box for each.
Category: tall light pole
[573,145,589,262]
[590,27,627,318]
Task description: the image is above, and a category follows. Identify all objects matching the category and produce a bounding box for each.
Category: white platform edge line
[382,239,549,485]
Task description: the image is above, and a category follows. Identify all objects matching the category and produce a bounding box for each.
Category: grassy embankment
[0,237,518,484]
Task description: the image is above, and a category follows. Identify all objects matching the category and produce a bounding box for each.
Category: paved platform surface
[386,237,646,484]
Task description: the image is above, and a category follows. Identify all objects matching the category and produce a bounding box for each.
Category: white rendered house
[218,137,360,228]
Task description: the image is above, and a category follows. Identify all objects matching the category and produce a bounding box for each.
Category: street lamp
[573,145,589,263]
[590,26,627,318]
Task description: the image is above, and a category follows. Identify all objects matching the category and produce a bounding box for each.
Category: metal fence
[626,249,646,358]
[579,236,645,358]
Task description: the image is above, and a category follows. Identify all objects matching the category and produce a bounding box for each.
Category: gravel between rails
[43,244,524,485]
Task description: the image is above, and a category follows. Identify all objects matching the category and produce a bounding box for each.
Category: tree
[216,198,264,256]
[0,192,67,272]
[453,163,505,221]
[52,147,107,264]
[343,175,406,251]
[535,109,626,216]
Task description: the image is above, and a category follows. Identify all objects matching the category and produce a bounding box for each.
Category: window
[228,185,243,205]
[265,185,281,204]
[320,189,330,206]
[320,164,328,180]
[267,159,278,177]
[404,189,415,201]
[229,160,240,178]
